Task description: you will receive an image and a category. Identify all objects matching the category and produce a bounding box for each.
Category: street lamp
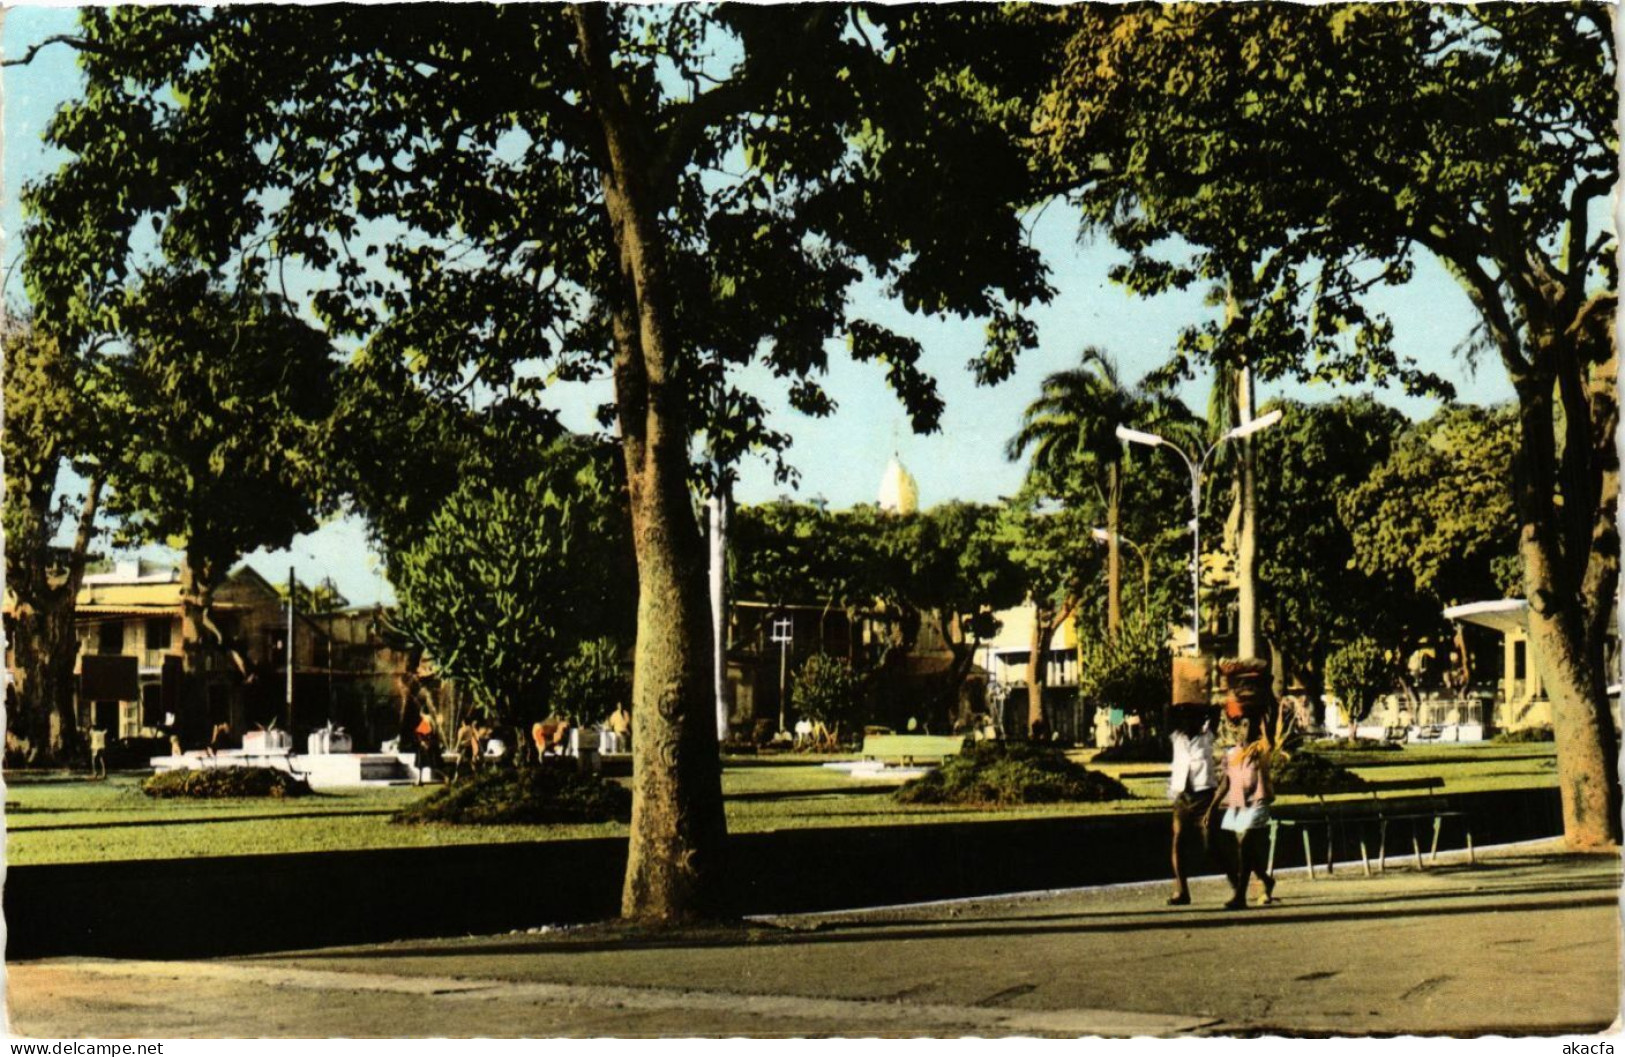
[1091,527,1152,616]
[1115,409,1281,654]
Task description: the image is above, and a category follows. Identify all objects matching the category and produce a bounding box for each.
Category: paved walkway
[8,841,1620,1038]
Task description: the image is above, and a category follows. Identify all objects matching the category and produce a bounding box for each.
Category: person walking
[88,725,109,780]
[1209,714,1277,909]
[1166,705,1218,905]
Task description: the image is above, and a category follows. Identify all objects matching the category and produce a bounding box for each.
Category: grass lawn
[4,742,1558,866]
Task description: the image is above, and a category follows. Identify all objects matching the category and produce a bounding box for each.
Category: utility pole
[708,490,730,743]
[772,616,793,733]
[286,566,295,729]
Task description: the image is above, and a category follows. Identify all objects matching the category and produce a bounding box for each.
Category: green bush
[895,743,1130,806]
[1325,637,1391,726]
[1269,750,1368,795]
[142,767,310,799]
[790,653,867,740]
[1493,726,1555,744]
[1075,615,1171,720]
[394,764,631,825]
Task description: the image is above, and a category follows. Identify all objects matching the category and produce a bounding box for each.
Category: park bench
[858,734,967,765]
[1267,776,1473,880]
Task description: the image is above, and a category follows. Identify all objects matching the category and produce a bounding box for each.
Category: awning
[1442,599,1528,635]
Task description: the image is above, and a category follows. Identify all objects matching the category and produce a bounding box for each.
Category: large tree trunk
[179,552,224,742]
[1025,601,1075,736]
[1512,376,1620,848]
[8,476,102,763]
[573,4,729,924]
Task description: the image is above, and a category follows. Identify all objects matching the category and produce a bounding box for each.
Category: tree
[390,435,635,730]
[1007,348,1174,641]
[1251,396,1411,717]
[97,273,338,734]
[998,492,1097,735]
[1344,405,1522,608]
[905,502,1026,726]
[1324,637,1393,733]
[21,6,1055,919]
[1074,611,1172,734]
[1,323,103,761]
[1039,4,1620,846]
[788,653,866,744]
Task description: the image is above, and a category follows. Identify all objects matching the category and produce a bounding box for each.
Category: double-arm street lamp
[1115,409,1282,654]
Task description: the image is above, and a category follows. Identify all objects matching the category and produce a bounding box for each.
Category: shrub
[1493,726,1555,744]
[393,764,631,825]
[790,653,867,740]
[142,767,310,799]
[895,743,1130,806]
[1325,637,1391,727]
[1075,615,1172,722]
[1269,749,1368,795]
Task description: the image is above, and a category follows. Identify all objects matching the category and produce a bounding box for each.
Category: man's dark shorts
[1172,789,1218,847]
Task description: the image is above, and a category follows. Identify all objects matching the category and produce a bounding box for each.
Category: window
[1513,640,1527,681]
[98,621,124,655]
[145,618,171,652]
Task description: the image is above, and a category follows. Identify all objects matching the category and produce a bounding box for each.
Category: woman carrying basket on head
[1208,712,1277,909]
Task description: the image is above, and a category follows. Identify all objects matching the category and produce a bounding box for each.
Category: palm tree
[1007,348,1172,640]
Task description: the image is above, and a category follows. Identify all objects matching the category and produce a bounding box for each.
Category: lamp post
[1091,527,1151,617]
[1115,409,1281,654]
[771,615,793,733]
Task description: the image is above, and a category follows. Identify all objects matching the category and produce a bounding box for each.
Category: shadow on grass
[724,786,898,803]
[8,807,401,832]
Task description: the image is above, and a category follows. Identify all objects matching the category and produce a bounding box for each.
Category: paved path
[8,841,1619,1038]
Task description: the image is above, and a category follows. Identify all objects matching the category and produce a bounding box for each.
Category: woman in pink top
[1208,715,1277,909]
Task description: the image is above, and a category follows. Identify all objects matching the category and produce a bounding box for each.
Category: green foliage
[26,6,1054,482]
[1252,396,1411,691]
[894,743,1130,806]
[1343,405,1520,607]
[1074,614,1171,717]
[553,637,632,727]
[97,272,339,580]
[390,436,634,726]
[1,325,85,550]
[1324,637,1392,727]
[393,765,632,826]
[789,653,866,737]
[1040,5,1614,400]
[142,767,310,799]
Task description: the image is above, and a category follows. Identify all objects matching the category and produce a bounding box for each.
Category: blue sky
[3,7,1514,606]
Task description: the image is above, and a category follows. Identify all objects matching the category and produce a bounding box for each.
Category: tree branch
[2,34,106,68]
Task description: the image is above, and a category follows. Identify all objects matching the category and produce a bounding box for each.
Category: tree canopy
[390,434,635,727]
[1038,1,1619,847]
[97,273,339,593]
[1344,404,1521,608]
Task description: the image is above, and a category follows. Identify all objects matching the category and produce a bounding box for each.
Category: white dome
[878,456,919,514]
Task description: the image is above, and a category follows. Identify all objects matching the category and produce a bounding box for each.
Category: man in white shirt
[1166,704,1218,905]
